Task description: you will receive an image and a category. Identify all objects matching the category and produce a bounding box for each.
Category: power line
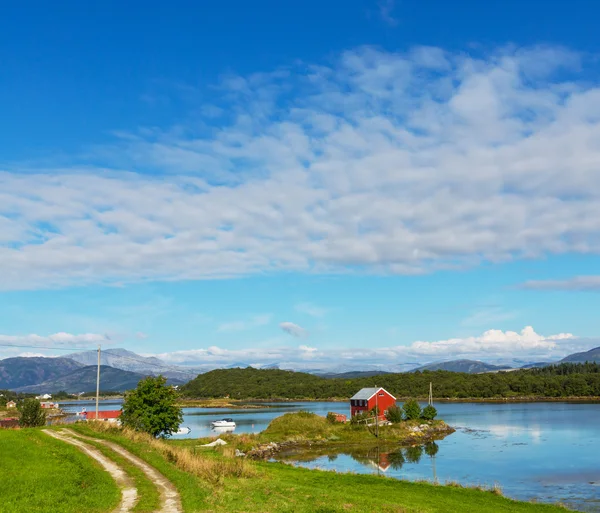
[0,343,95,352]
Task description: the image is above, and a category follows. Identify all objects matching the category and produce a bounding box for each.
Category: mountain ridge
[0,357,84,389]
[13,365,185,394]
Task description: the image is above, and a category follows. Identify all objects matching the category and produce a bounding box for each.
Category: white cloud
[0,332,109,345]
[520,276,600,291]
[0,332,110,359]
[2,46,600,289]
[295,302,328,318]
[217,314,272,332]
[149,325,596,371]
[279,322,309,338]
[407,326,576,358]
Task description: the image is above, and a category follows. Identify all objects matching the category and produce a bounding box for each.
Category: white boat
[210,418,236,428]
[174,426,191,435]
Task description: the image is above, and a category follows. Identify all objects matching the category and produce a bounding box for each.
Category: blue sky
[1,1,600,370]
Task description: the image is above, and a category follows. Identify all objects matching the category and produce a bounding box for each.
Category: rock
[235,449,246,457]
[202,438,227,447]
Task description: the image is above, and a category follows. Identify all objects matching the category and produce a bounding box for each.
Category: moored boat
[210,418,236,428]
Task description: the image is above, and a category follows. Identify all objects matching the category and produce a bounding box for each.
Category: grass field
[0,429,120,513]
[68,423,569,513]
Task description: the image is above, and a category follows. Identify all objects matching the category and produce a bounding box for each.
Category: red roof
[85,410,121,420]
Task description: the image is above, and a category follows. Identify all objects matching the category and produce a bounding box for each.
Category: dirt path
[62,428,182,513]
[43,429,138,513]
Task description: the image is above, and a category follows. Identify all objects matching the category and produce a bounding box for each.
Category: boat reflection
[211,425,236,435]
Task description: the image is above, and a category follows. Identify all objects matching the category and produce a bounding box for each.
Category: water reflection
[211,426,236,435]
[277,442,440,475]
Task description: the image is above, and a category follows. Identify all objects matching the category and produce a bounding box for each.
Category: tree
[18,399,46,427]
[121,376,182,438]
[385,405,403,423]
[402,399,422,420]
[421,405,438,420]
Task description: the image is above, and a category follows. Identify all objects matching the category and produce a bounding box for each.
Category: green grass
[0,429,120,513]
[69,423,569,513]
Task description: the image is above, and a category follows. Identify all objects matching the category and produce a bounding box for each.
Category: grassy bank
[67,422,567,512]
[0,429,120,513]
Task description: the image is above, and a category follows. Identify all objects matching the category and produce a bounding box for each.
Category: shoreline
[179,395,600,405]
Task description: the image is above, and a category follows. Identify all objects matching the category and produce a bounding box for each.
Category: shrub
[421,404,438,420]
[402,399,422,420]
[385,405,403,423]
[350,411,372,425]
[326,412,339,424]
[18,399,46,427]
[121,375,183,438]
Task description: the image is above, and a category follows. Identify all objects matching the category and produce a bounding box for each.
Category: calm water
[59,400,600,511]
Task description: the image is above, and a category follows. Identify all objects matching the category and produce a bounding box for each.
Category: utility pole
[375,388,379,438]
[96,345,101,420]
[429,382,433,406]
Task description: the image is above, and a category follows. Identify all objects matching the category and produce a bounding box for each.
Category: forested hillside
[180,363,600,400]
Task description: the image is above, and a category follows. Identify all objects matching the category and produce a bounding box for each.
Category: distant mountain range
[558,346,600,364]
[2,345,599,393]
[64,348,199,382]
[0,357,84,389]
[13,365,184,394]
[412,359,512,374]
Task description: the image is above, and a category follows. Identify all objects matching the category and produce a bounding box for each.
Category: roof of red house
[350,387,396,401]
[86,410,122,420]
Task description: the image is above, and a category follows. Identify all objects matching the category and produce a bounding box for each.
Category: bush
[385,405,403,423]
[121,375,183,438]
[18,399,46,427]
[350,411,372,425]
[421,404,438,420]
[402,399,422,420]
[326,412,339,424]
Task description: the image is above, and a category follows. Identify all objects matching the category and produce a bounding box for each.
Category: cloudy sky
[1,1,600,370]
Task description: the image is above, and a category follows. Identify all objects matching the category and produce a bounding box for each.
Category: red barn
[350,387,396,420]
[85,410,122,423]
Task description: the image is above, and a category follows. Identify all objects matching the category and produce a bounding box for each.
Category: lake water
[59,400,600,511]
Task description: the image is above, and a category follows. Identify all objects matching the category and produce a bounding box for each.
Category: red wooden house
[350,387,396,420]
[85,410,122,423]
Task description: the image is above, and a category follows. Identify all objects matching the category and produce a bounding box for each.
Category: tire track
[62,428,182,513]
[43,429,138,513]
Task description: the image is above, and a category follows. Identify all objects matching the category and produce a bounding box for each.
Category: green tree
[402,399,422,420]
[121,376,182,438]
[385,405,403,423]
[18,399,46,427]
[421,405,437,420]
